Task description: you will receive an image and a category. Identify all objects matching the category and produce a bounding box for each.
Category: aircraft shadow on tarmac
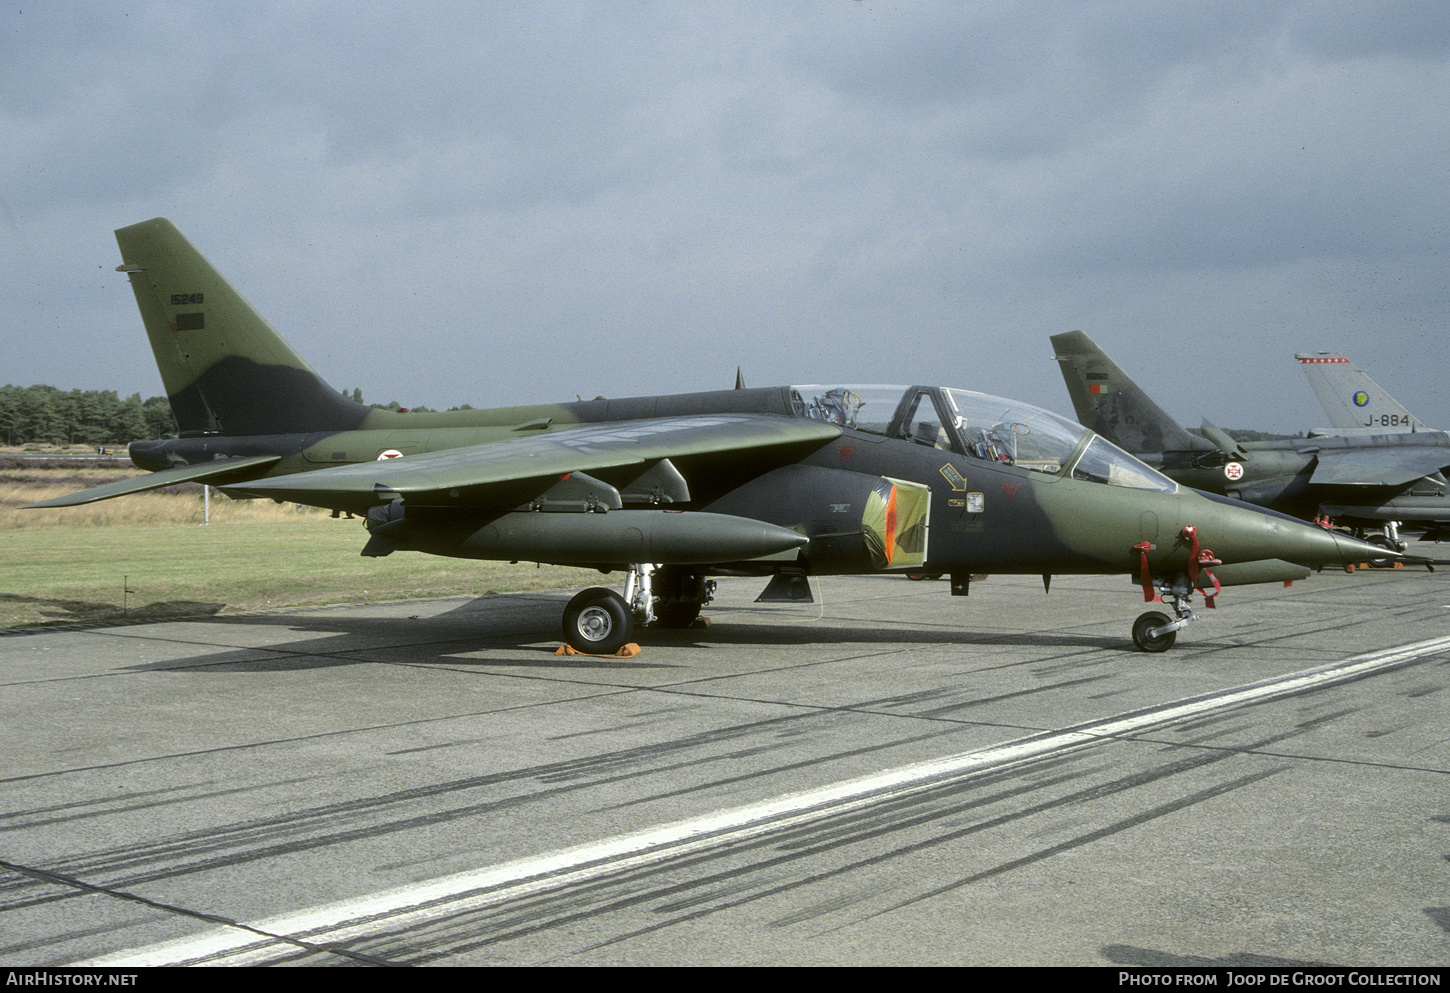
[0,592,224,629]
[107,589,1148,675]
[651,621,1142,651]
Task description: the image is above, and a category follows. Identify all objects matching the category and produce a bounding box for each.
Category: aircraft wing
[23,454,283,508]
[1308,446,1450,488]
[221,414,841,507]
[1316,502,1450,523]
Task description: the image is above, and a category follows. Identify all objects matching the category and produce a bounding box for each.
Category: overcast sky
[3,1,1447,434]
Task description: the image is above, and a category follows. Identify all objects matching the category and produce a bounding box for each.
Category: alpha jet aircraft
[1052,330,1450,559]
[29,220,1385,653]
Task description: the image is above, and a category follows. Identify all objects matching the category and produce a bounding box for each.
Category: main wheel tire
[563,588,633,655]
[1366,534,1396,569]
[1132,610,1177,653]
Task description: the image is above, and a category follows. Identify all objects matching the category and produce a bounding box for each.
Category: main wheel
[1366,534,1396,569]
[1132,611,1177,653]
[563,588,633,654]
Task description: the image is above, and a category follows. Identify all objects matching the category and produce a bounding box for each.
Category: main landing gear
[560,564,715,654]
[1363,521,1406,569]
[561,588,633,654]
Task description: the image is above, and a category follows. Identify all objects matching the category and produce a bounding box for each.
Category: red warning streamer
[1133,542,1159,603]
[1134,531,1223,608]
[1180,526,1222,609]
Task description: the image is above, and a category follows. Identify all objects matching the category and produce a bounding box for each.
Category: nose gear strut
[1131,528,1223,653]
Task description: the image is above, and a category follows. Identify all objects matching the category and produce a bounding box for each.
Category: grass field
[0,451,603,630]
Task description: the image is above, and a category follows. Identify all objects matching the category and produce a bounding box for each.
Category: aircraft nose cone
[1192,493,1395,568]
[1325,527,1399,566]
[1258,515,1378,566]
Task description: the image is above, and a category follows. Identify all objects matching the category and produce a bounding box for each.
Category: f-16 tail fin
[1295,352,1426,434]
[115,218,370,437]
[1050,330,1215,455]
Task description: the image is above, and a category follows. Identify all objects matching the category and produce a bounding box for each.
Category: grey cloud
[1,1,1447,434]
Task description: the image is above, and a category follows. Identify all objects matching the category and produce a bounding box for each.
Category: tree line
[1,384,476,447]
[0,385,175,447]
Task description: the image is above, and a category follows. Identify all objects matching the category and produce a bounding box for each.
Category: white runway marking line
[79,633,1450,966]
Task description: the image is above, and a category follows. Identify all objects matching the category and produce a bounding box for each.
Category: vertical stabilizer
[115,218,370,437]
[1050,330,1215,454]
[1295,352,1426,433]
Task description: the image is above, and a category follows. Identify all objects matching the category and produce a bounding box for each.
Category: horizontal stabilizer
[1308,447,1450,488]
[1199,420,1247,459]
[24,455,282,508]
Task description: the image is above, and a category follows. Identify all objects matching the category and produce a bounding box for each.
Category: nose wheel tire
[563,588,633,655]
[1133,610,1177,653]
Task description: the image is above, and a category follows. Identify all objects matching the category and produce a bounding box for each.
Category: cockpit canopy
[790,385,1177,493]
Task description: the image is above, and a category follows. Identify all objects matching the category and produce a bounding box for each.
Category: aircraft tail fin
[1050,330,1216,454]
[1295,352,1425,433]
[115,218,371,437]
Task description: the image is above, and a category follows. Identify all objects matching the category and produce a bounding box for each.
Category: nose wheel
[1133,610,1177,653]
[1130,582,1201,652]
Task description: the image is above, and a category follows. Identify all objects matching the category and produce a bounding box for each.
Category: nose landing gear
[1131,531,1220,653]
[1132,576,1204,652]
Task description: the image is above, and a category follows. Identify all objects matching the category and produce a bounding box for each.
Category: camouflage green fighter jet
[29,220,1386,653]
[1052,329,1450,562]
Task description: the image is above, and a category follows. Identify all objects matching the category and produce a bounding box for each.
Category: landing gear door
[863,476,931,570]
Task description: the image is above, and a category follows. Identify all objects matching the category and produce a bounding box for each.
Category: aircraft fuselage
[129,385,1362,585]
